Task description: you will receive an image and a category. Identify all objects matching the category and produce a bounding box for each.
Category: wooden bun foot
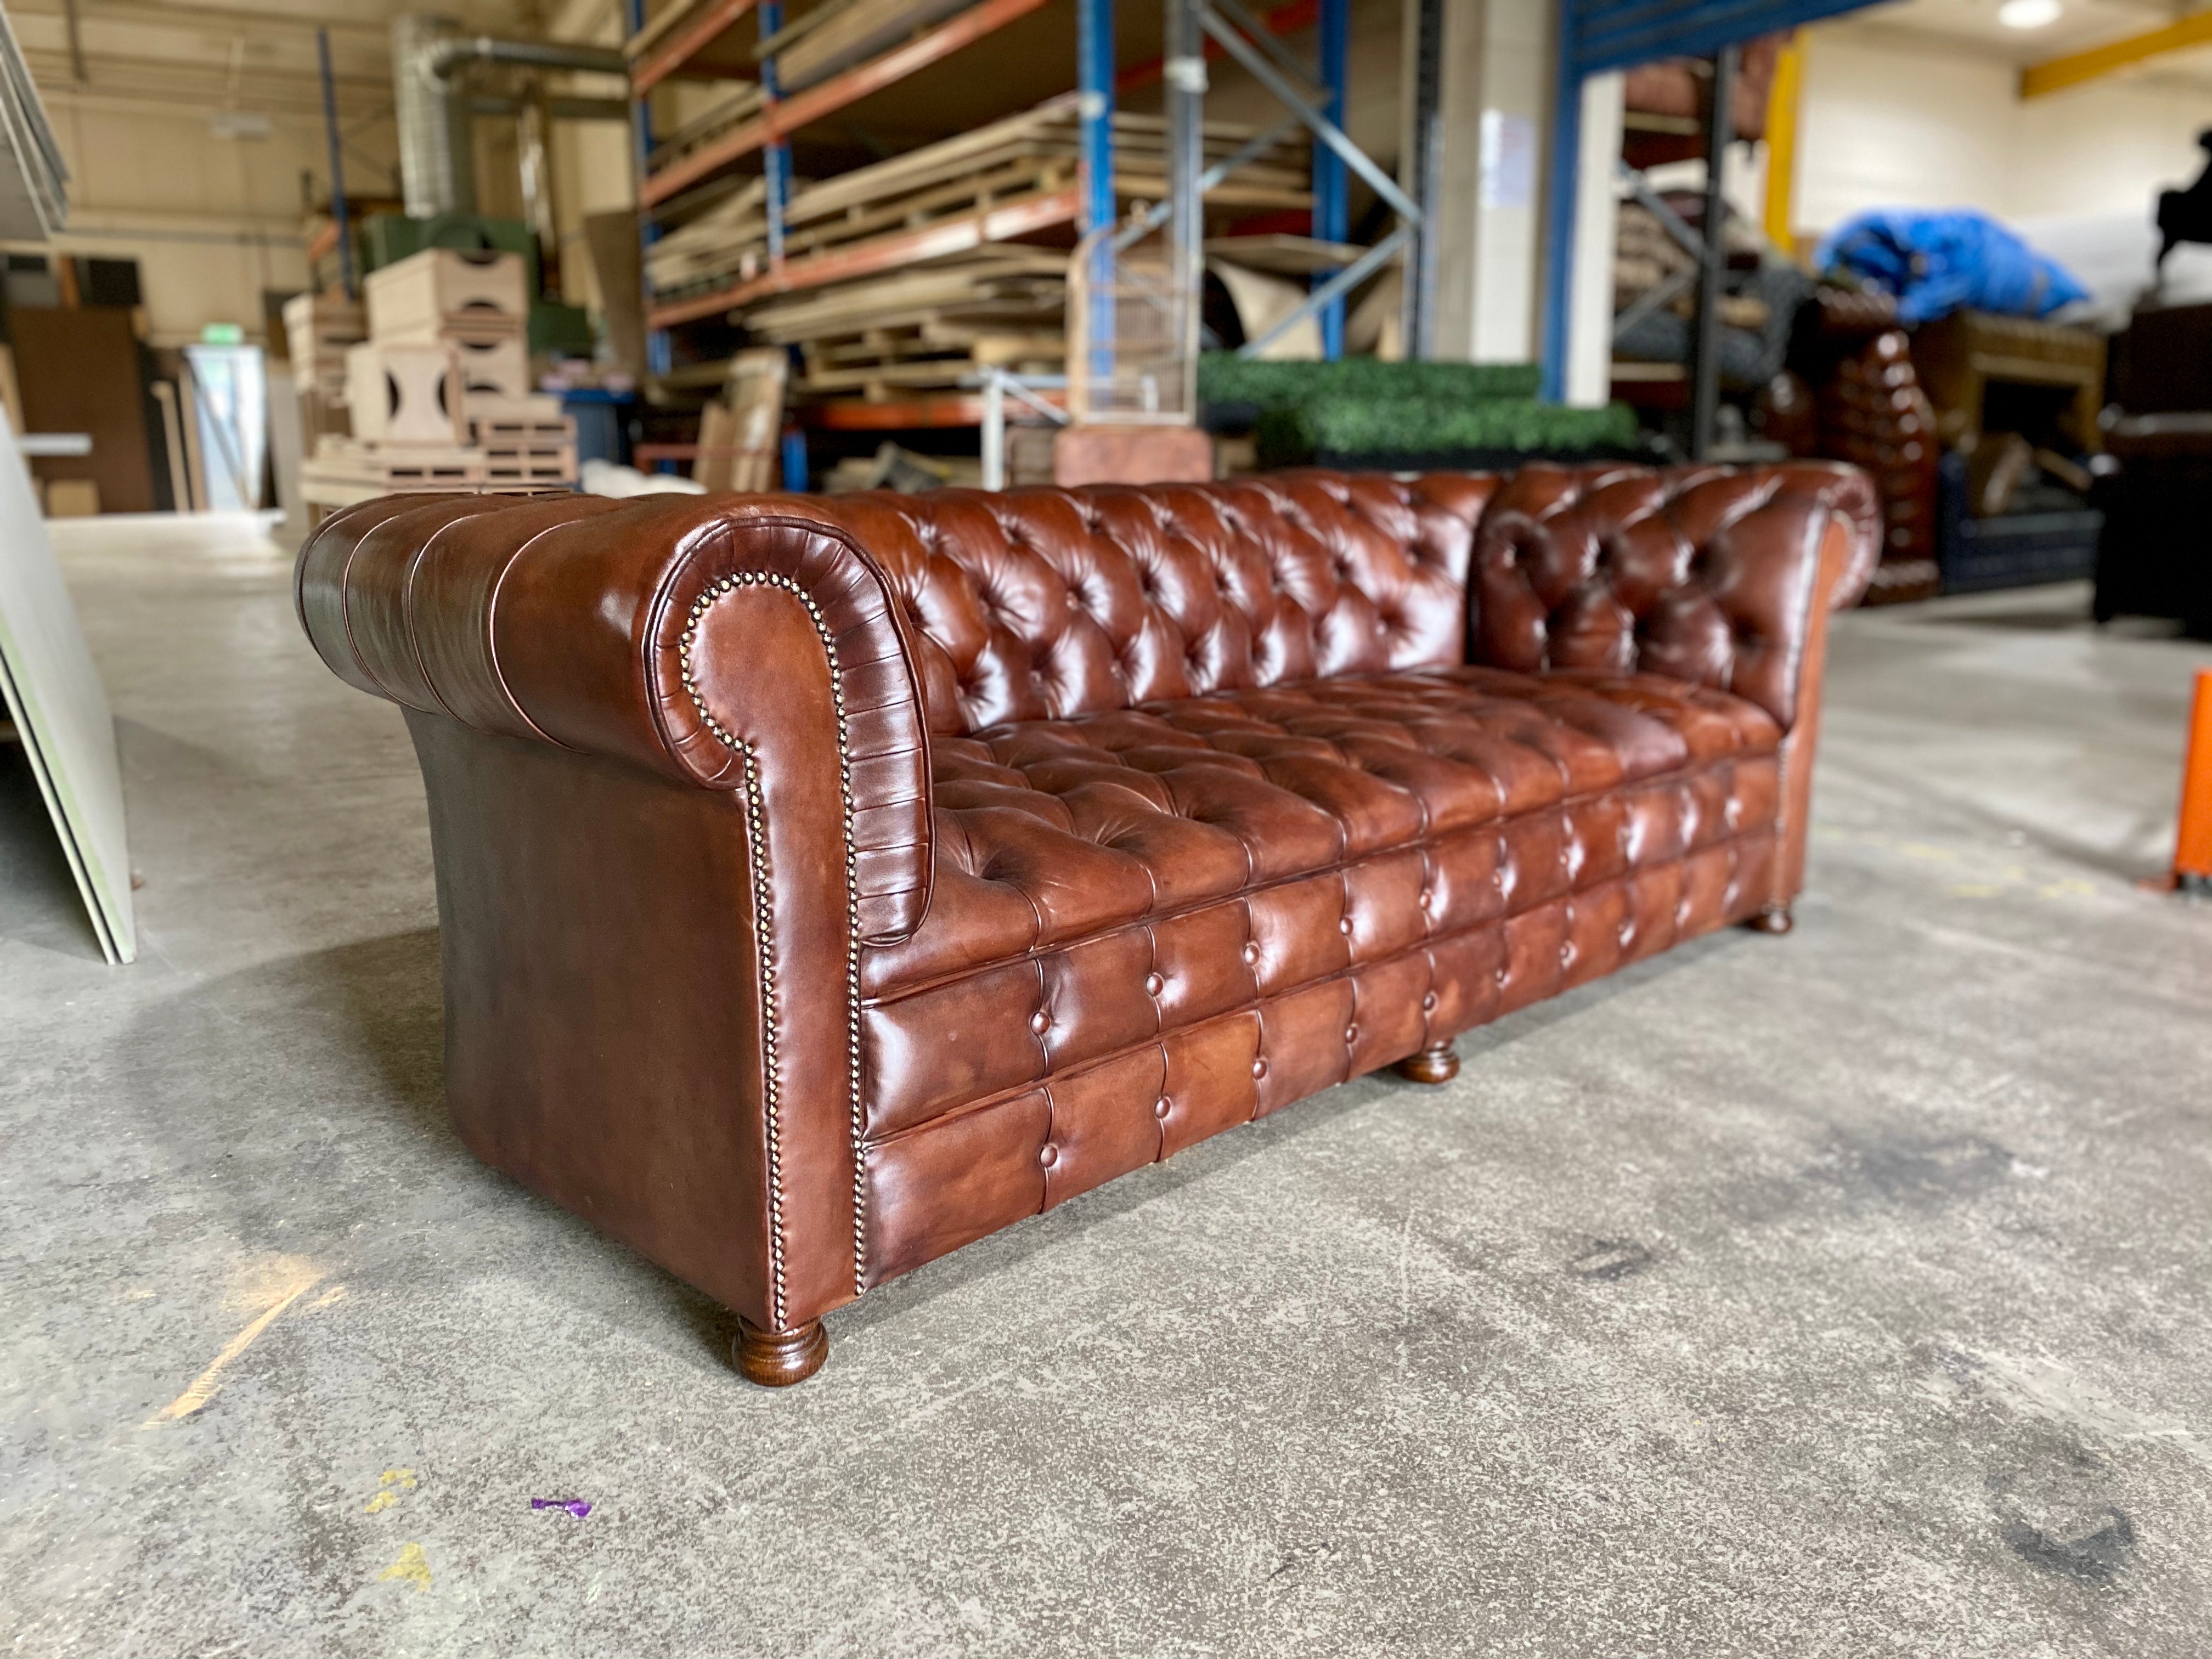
[734,1317,827,1386]
[1394,1043,1460,1085]
[1745,904,1794,936]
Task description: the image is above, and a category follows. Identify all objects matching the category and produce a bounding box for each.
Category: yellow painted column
[1763,32,1805,256]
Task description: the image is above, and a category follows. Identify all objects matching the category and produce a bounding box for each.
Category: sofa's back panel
[799,472,1498,736]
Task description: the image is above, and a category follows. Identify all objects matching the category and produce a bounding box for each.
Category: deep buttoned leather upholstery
[297,464,1875,1339]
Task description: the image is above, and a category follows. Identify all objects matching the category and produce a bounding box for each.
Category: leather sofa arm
[1466,461,1881,731]
[295,489,936,944]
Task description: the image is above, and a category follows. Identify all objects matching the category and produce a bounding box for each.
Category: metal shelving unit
[623,0,1403,471]
[628,0,1117,449]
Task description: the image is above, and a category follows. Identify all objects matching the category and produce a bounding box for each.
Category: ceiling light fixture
[1998,0,2062,29]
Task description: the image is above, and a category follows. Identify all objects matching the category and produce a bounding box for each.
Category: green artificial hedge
[1195,354,1543,408]
[1195,353,1639,466]
[1255,396,1641,468]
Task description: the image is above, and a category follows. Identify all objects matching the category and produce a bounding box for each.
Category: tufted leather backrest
[793,470,1499,736]
[1466,461,1879,729]
[790,462,1872,738]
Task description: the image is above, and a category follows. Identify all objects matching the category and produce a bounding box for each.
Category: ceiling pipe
[393,14,628,218]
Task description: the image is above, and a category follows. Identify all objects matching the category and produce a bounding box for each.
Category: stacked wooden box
[301,250,578,508]
[280,291,364,443]
[647,99,1310,400]
[366,248,535,409]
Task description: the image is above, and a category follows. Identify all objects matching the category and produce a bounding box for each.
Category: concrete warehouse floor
[4,513,2211,1659]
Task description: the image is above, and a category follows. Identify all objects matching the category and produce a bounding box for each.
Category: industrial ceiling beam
[11,0,388,37]
[2021,9,2212,99]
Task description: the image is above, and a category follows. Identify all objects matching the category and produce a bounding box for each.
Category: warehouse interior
[2,0,2210,1651]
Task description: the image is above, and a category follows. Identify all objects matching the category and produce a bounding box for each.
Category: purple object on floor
[531,1498,592,1519]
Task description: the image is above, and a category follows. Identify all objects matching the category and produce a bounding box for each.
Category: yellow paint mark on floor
[312,1284,349,1310]
[1901,842,1963,862]
[364,1469,417,1514]
[379,1543,432,1593]
[1948,883,2006,899]
[144,1268,321,1426]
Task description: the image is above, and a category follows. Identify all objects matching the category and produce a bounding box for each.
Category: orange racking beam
[797,391,1064,430]
[632,0,763,95]
[640,0,1055,207]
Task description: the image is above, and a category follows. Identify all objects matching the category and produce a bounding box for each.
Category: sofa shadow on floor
[267,915,1753,1375]
[830,926,1747,1346]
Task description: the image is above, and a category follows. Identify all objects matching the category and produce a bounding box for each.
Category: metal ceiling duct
[392,14,628,218]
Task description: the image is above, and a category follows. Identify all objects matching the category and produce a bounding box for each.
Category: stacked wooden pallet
[746,247,1068,396]
[646,99,1306,400]
[647,97,1310,307]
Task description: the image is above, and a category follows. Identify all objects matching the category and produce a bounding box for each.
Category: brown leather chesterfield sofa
[296,464,1876,1386]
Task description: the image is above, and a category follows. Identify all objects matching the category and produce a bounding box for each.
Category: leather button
[1490,871,1504,888]
[1250,1059,1267,1079]
[1039,1143,1058,1168]
[1494,966,1508,986]
[1559,944,1575,966]
[1242,942,1261,966]
[1153,1096,1171,1120]
[1029,1010,1051,1034]
[1343,1024,1358,1045]
[1418,889,1432,910]
[1144,972,1165,996]
[1421,992,1438,1012]
[1338,916,1354,935]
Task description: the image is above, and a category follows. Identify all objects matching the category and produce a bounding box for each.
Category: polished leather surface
[297,464,1876,1337]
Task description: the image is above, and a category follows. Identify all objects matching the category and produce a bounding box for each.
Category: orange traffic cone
[2177,669,2212,896]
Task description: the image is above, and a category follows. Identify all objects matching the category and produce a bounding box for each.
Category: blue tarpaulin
[1814,209,2089,326]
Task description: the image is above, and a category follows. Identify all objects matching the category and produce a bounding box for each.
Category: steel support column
[1080,0,1116,382]
[1403,0,1443,358]
[1313,0,1350,358]
[317,28,353,298]
[1688,42,1736,460]
[760,0,791,264]
[628,0,672,379]
[1166,0,1205,373]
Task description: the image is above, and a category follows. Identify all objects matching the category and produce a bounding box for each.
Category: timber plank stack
[646,97,1308,401]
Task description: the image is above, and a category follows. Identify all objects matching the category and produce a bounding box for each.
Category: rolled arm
[295,489,936,944]
[1466,460,1881,730]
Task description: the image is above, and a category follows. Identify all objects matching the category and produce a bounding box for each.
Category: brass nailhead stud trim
[681,566,870,1310]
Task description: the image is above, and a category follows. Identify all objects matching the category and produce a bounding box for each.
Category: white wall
[0,93,371,346]
[1792,26,2209,238]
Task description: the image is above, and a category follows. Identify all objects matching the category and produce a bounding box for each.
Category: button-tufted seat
[296,463,1877,1386]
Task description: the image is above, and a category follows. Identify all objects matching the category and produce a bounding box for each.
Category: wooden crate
[366,249,530,341]
[343,342,465,445]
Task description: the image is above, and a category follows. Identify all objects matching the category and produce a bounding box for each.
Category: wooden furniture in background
[10,306,156,514]
[1911,311,2106,454]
